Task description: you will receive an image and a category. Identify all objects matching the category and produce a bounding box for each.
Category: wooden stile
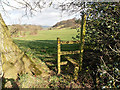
[57,37,80,75]
[57,14,86,80]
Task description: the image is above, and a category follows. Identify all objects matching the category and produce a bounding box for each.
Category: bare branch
[98,57,120,82]
[2,1,19,9]
[98,68,120,82]
[109,45,120,54]
[0,0,53,16]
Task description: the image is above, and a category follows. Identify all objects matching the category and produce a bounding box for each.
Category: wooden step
[60,61,68,65]
[44,58,55,62]
[65,56,79,66]
[60,50,80,55]
[46,62,55,67]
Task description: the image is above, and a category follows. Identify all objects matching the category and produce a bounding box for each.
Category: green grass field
[13,28,79,73]
[14,28,77,40]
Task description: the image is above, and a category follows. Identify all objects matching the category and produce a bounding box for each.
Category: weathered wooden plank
[65,56,79,66]
[60,61,68,65]
[61,50,80,55]
[61,40,80,44]
[46,62,55,67]
[45,58,55,61]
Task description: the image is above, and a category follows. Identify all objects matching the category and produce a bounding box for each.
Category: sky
[3,7,75,26]
[0,0,119,26]
[0,0,75,26]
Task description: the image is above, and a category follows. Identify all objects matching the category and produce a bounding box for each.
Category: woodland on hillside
[8,24,43,37]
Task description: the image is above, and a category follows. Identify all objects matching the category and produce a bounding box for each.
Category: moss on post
[79,14,86,71]
[74,66,79,80]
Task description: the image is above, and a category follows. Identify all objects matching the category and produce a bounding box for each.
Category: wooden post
[74,66,79,80]
[57,37,61,74]
[79,14,86,71]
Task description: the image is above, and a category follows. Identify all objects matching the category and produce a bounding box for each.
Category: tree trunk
[0,14,42,80]
[0,53,2,89]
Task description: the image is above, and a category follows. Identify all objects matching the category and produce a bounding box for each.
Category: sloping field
[14,28,77,41]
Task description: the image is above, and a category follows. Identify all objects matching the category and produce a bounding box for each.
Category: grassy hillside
[52,18,81,29]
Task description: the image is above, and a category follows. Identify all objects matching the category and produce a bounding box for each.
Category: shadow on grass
[13,39,79,74]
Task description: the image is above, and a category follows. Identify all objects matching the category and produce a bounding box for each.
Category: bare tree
[0,0,54,16]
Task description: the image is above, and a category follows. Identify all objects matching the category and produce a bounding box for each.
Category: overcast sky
[2,6,75,26]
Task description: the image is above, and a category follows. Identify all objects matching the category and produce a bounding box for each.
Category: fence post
[79,13,86,71]
[57,37,61,74]
[74,66,79,80]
